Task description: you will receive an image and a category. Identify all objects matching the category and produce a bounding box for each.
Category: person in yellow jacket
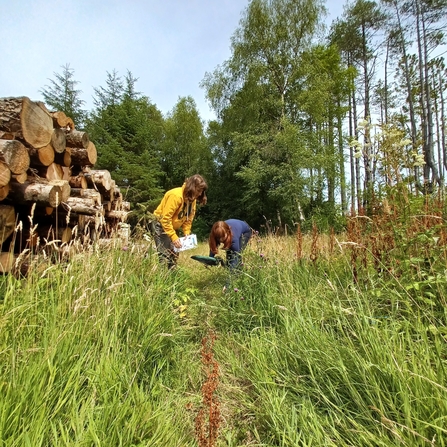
[151,174,208,269]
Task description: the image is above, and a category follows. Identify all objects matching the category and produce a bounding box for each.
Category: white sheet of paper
[174,234,198,252]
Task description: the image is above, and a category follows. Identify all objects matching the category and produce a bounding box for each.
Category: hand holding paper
[173,234,198,252]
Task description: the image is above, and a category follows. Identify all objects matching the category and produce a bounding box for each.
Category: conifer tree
[85,71,164,219]
[40,63,87,128]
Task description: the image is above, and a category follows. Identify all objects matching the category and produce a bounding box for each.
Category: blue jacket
[210,219,252,269]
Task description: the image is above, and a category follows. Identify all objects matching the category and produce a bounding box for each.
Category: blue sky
[1,0,345,121]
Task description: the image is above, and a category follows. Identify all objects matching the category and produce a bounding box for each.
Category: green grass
[0,235,446,446]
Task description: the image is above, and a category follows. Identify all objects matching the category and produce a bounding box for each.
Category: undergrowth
[0,191,446,446]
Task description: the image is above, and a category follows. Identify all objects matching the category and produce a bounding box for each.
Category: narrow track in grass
[179,244,254,446]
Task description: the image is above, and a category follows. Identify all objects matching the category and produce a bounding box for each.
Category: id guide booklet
[174,234,198,252]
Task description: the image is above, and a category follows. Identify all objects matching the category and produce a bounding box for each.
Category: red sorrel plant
[310,222,319,264]
[195,330,221,447]
[296,224,302,260]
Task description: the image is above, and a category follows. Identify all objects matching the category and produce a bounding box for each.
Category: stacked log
[0,96,130,273]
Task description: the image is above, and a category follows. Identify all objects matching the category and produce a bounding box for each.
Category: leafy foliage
[161,96,214,191]
[201,0,354,230]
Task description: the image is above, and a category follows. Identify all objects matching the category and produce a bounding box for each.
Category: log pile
[0,96,130,273]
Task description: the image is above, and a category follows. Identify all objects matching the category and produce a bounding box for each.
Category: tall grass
[191,233,447,446]
[0,244,202,446]
[1,202,446,446]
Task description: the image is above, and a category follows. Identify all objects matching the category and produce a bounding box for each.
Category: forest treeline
[39,0,447,237]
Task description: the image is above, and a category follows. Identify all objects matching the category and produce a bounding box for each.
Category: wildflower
[260,253,265,258]
[234,288,239,292]
[357,118,369,128]
[349,139,362,148]
[122,246,128,251]
[413,154,426,167]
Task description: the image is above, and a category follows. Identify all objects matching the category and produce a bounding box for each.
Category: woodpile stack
[0,96,130,274]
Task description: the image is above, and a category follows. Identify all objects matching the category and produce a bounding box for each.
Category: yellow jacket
[154,185,196,241]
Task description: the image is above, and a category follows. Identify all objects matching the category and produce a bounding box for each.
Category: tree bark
[50,111,75,130]
[9,181,66,207]
[62,196,103,216]
[70,142,97,168]
[0,139,30,174]
[105,210,129,221]
[83,169,112,192]
[70,188,102,205]
[68,174,87,189]
[65,130,89,149]
[0,96,53,148]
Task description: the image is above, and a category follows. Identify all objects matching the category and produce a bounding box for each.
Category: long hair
[209,221,232,254]
[183,174,208,203]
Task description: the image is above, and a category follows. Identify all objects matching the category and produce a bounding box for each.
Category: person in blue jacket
[209,219,253,270]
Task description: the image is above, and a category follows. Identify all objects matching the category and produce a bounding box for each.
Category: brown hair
[197,190,207,206]
[209,221,232,254]
[183,174,208,203]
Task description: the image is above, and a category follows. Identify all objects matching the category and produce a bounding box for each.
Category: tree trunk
[0,139,30,174]
[68,174,87,189]
[0,161,11,187]
[393,0,418,174]
[28,144,55,167]
[0,252,16,273]
[348,69,356,214]
[40,162,64,181]
[61,166,71,181]
[65,130,89,149]
[9,181,66,207]
[0,204,15,245]
[0,96,53,148]
[440,69,446,173]
[105,210,129,221]
[63,197,103,216]
[50,111,75,130]
[51,128,67,154]
[70,188,102,205]
[70,142,97,168]
[12,172,27,184]
[54,147,71,167]
[421,9,439,186]
[48,180,71,203]
[361,21,373,211]
[83,169,112,192]
[0,184,10,201]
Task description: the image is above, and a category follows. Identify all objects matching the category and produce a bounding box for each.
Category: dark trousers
[226,235,250,270]
[150,220,179,269]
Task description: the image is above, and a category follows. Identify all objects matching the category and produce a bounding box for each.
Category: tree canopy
[39,0,447,234]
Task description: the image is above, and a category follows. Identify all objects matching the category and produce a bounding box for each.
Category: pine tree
[85,71,164,220]
[40,63,86,128]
